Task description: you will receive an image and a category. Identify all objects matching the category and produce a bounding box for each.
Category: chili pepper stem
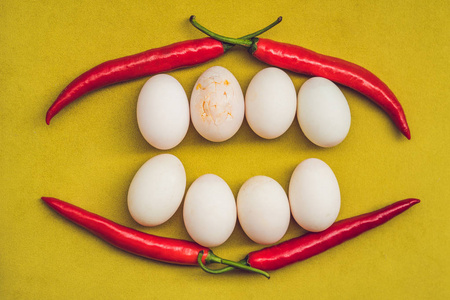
[190,16,260,47]
[189,16,281,44]
[200,251,270,278]
[196,258,248,274]
[239,17,282,40]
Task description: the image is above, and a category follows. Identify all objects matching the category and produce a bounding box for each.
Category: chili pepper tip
[410,198,420,204]
[41,196,52,203]
[41,197,59,208]
[404,128,411,140]
[46,108,57,125]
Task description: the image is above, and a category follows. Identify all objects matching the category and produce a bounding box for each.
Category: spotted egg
[190,66,244,142]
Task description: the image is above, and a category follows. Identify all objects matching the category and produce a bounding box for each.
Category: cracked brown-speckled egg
[190,66,244,142]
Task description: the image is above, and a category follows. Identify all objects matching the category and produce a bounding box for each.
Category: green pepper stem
[190,16,282,48]
[199,251,270,278]
[197,258,248,274]
[238,16,282,39]
[197,258,236,274]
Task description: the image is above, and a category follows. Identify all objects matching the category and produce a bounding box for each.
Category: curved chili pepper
[199,198,419,273]
[190,18,411,139]
[45,17,282,125]
[41,197,269,278]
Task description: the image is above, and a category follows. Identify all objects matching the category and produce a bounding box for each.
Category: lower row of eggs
[127,154,341,247]
[137,66,351,150]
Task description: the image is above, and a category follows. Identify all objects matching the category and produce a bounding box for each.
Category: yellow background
[1,1,449,299]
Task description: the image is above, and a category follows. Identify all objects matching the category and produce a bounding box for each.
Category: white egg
[137,74,189,150]
[245,67,297,139]
[190,66,244,142]
[183,174,237,247]
[127,154,186,226]
[237,176,290,245]
[298,77,351,147]
[289,158,340,232]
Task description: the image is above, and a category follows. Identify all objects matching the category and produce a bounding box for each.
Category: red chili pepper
[190,18,411,140]
[198,198,419,273]
[41,197,269,278]
[45,17,282,125]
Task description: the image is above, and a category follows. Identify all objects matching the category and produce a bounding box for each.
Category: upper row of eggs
[137,66,352,149]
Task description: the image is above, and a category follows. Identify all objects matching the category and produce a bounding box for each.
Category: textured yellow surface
[1,1,449,299]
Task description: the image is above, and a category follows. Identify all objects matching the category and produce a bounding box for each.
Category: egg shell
[137,74,189,150]
[190,66,244,142]
[183,174,237,247]
[245,67,297,139]
[127,154,186,227]
[237,176,290,245]
[297,77,351,147]
[289,158,341,232]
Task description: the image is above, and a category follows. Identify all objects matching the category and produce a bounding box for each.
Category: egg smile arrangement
[130,65,345,248]
[42,16,419,278]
